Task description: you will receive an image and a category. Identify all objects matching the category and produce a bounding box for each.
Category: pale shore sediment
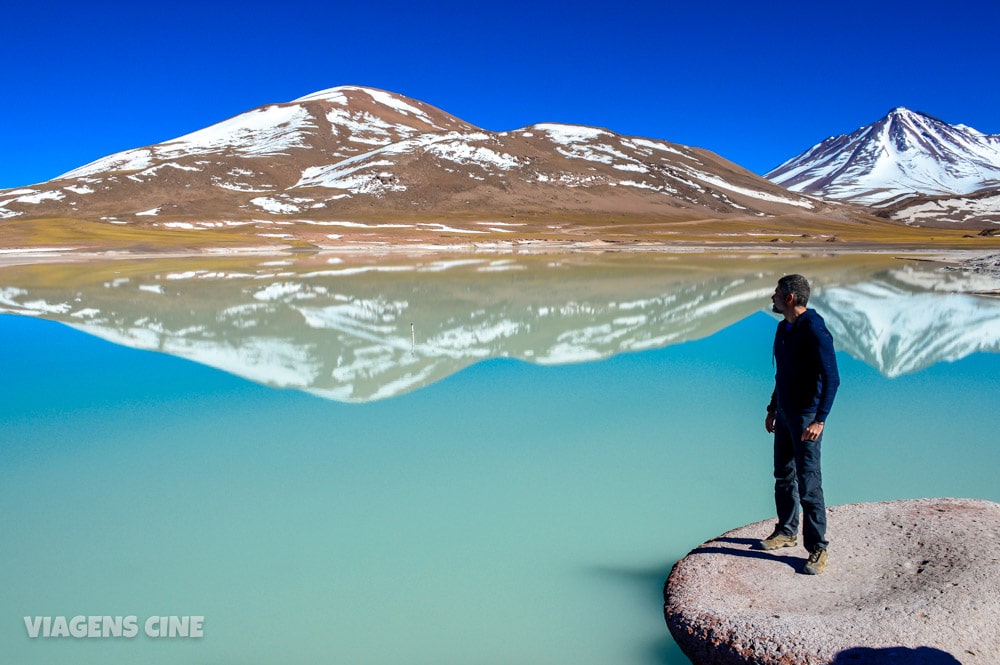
[0,240,997,270]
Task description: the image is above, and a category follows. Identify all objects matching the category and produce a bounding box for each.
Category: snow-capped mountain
[0,85,828,240]
[766,108,1000,222]
[1,255,998,402]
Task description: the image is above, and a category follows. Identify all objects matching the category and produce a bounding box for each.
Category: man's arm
[809,317,840,433]
[813,327,840,422]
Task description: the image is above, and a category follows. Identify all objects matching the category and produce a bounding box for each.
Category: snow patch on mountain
[689,169,814,209]
[297,158,400,193]
[326,107,421,145]
[61,150,155,179]
[61,105,317,180]
[613,162,649,173]
[628,137,685,156]
[251,197,300,214]
[534,123,610,144]
[295,85,434,121]
[127,162,202,183]
[293,130,518,191]
[159,105,317,158]
[8,189,65,205]
[426,140,520,170]
[356,88,432,119]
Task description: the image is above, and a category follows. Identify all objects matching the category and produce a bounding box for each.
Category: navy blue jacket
[767,308,840,422]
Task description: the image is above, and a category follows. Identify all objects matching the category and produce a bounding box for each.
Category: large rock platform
[663,498,1000,664]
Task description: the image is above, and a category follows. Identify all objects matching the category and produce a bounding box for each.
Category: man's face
[771,286,787,314]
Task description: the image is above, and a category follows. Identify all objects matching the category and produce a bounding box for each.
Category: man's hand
[765,411,776,434]
[802,421,824,441]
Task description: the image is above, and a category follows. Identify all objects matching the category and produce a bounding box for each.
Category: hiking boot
[805,547,828,575]
[758,531,797,551]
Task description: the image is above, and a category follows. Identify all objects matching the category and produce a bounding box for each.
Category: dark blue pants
[773,410,828,551]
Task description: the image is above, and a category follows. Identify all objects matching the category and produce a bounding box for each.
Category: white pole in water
[411,323,415,351]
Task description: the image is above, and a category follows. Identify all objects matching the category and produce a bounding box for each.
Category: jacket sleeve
[767,322,779,413]
[810,318,840,422]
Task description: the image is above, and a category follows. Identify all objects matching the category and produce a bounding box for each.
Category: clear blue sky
[2,0,998,189]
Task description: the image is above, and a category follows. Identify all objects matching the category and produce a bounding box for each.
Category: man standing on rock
[760,274,840,575]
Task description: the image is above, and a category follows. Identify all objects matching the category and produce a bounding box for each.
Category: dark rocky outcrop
[664,498,1000,664]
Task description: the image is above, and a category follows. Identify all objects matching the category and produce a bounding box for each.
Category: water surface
[1,252,999,664]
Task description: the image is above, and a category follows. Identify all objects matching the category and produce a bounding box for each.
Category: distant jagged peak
[880,107,984,138]
[885,106,931,119]
[767,106,1000,205]
[878,107,953,134]
[884,105,918,122]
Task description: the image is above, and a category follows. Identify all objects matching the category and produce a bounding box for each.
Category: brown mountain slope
[0,86,975,250]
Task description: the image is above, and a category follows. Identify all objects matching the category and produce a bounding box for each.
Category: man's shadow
[686,536,803,572]
[831,646,961,664]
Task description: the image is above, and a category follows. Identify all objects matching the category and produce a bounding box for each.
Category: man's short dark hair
[778,274,810,307]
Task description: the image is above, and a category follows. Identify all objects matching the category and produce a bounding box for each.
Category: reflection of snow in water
[815,267,1000,377]
[2,257,1000,400]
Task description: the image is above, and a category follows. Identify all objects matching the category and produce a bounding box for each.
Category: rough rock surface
[663,498,1000,665]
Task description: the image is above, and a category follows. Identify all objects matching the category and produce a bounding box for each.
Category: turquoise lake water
[1,253,999,664]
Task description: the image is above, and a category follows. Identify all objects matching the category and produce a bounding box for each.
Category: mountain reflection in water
[1,251,998,401]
